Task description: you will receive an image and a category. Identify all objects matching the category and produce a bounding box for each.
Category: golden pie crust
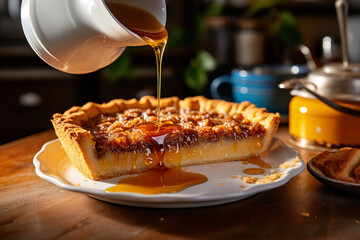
[52,96,281,180]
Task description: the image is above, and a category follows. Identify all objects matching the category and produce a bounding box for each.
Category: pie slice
[312,147,360,183]
[51,96,281,180]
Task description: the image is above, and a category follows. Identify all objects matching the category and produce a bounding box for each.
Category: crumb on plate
[243,176,258,184]
[255,172,283,184]
[241,172,283,184]
[280,156,300,169]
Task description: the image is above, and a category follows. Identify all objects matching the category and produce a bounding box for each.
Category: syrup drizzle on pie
[106,121,208,194]
[134,121,182,169]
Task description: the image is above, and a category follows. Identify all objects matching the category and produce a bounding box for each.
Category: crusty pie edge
[51,96,281,180]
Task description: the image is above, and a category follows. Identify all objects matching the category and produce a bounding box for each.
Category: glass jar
[234,19,264,67]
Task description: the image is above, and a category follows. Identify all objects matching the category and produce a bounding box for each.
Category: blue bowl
[210,64,309,114]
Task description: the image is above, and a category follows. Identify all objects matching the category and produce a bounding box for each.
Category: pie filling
[82,106,266,168]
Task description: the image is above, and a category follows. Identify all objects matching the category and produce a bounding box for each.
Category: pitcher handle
[210,75,232,101]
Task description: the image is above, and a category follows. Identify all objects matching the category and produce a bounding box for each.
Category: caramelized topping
[82,106,266,157]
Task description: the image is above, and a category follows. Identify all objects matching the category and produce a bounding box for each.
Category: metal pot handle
[336,0,349,68]
[284,44,318,71]
[279,79,360,117]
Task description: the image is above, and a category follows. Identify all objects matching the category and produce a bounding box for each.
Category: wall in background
[0,0,359,143]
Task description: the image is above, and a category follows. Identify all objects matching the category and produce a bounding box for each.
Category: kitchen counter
[1,127,359,239]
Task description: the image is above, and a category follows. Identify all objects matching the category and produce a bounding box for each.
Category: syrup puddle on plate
[106,155,271,194]
[106,168,208,194]
[243,156,271,175]
[243,168,266,175]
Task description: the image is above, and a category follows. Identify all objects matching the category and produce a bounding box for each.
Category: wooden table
[1,127,359,240]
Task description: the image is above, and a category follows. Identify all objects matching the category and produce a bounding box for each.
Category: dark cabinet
[0,68,79,144]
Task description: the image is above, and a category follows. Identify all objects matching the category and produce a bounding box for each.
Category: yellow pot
[289,96,360,148]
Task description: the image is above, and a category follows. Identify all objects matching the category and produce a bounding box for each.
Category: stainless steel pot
[279,0,360,148]
[280,0,360,117]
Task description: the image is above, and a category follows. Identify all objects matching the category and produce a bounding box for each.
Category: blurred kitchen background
[1,0,360,144]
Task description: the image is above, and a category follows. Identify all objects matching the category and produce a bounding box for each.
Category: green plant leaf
[246,0,288,18]
[184,51,217,92]
[205,2,224,16]
[275,11,303,46]
[184,65,207,92]
[196,51,216,71]
[246,0,276,17]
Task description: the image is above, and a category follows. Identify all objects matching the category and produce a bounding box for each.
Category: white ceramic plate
[33,138,305,208]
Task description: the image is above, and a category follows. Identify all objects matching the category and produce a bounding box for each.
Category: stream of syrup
[104,2,270,194]
[105,1,167,120]
[105,2,205,194]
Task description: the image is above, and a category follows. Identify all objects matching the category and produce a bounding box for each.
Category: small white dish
[33,138,305,208]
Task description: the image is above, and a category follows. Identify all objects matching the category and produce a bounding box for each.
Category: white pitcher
[21,0,166,74]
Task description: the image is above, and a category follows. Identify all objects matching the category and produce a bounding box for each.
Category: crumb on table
[301,212,310,217]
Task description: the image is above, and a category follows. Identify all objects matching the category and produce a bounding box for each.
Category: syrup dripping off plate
[33,138,305,208]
